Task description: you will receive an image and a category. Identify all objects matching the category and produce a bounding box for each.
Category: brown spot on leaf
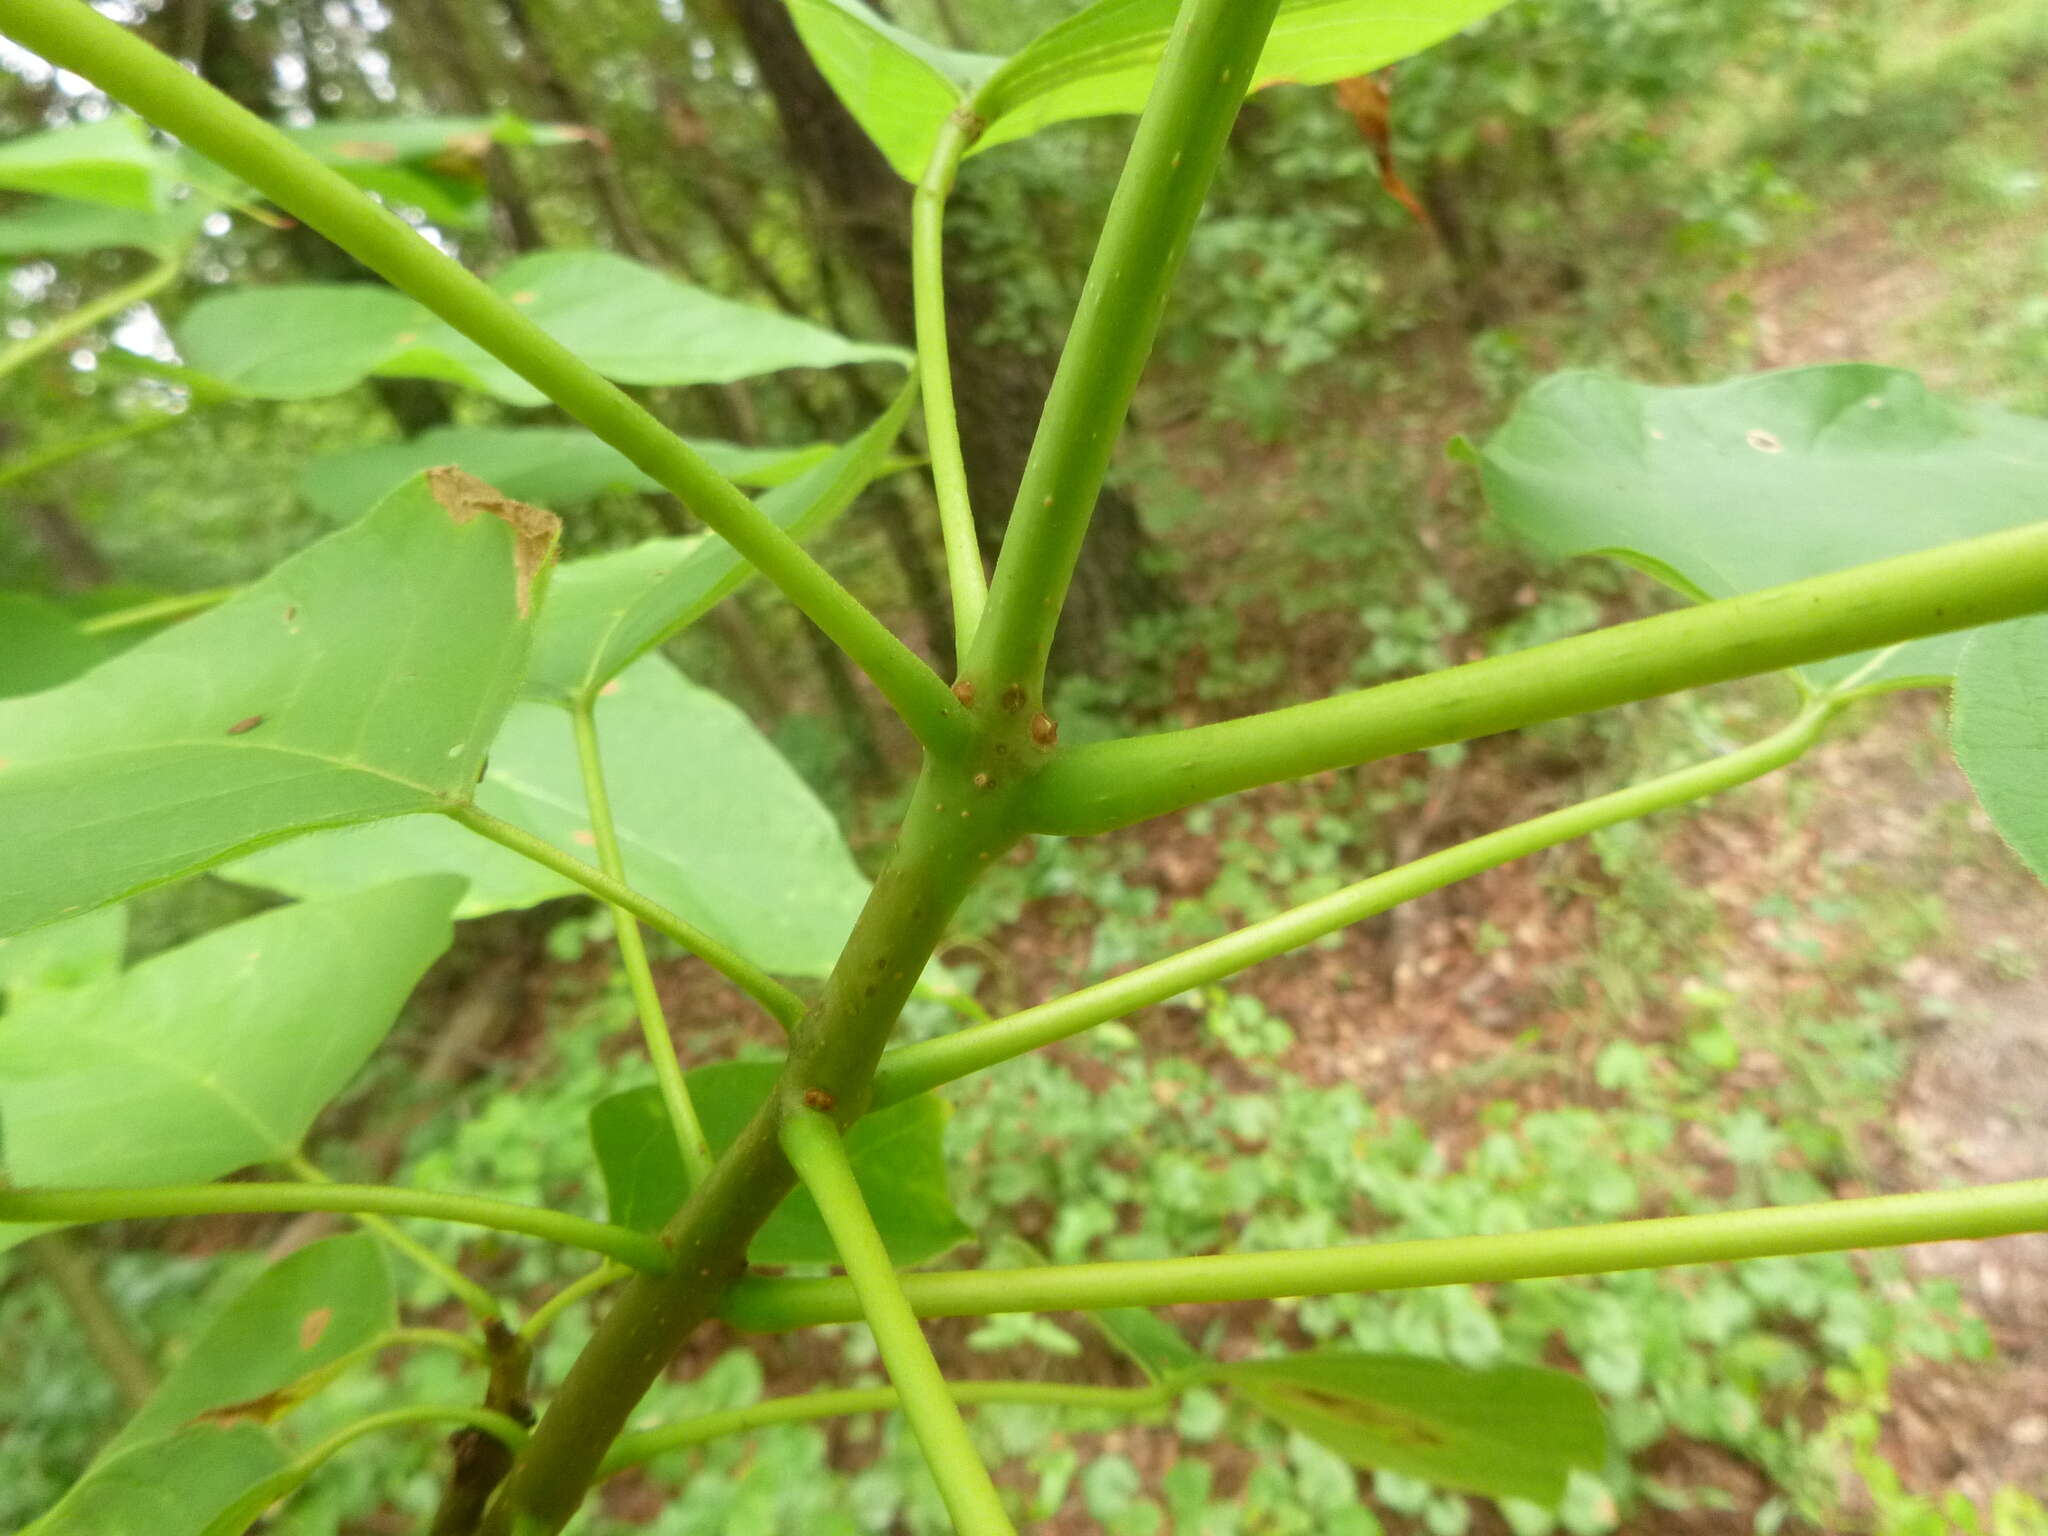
[227,714,265,736]
[427,466,562,619]
[299,1306,334,1351]
[1747,428,1784,453]
[198,1389,296,1427]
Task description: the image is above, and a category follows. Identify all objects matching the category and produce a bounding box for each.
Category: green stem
[0,1178,669,1273]
[877,699,1834,1105]
[1029,520,2048,835]
[724,1177,2048,1332]
[0,409,189,495]
[518,1262,629,1345]
[449,803,805,1032]
[0,0,962,753]
[913,112,988,651]
[27,1232,158,1412]
[285,1404,531,1489]
[0,251,179,381]
[286,1156,507,1322]
[601,1379,1172,1476]
[571,700,718,1184]
[966,0,1283,697]
[77,584,238,635]
[780,1109,1015,1536]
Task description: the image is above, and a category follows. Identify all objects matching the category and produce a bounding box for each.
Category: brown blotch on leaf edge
[427,465,562,620]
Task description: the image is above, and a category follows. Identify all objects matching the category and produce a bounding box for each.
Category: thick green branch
[723,1177,2048,1330]
[876,698,1834,1106]
[0,0,961,751]
[1029,520,2048,834]
[571,700,718,1184]
[450,803,805,1031]
[966,0,1283,695]
[0,1181,669,1271]
[781,1109,1014,1536]
[601,1379,1171,1476]
[914,112,988,650]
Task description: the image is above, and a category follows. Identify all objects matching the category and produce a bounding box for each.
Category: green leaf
[787,0,1506,179]
[0,904,126,1005]
[1953,615,2048,884]
[1214,1353,1607,1507]
[21,1424,287,1536]
[227,656,872,977]
[0,196,209,255]
[783,0,1002,179]
[591,1063,971,1266]
[1093,1308,1203,1382]
[296,425,835,527]
[106,1236,395,1458]
[0,116,173,210]
[281,113,592,229]
[0,471,554,937]
[0,877,461,1187]
[178,251,908,405]
[1476,365,2048,688]
[0,591,105,697]
[522,380,916,703]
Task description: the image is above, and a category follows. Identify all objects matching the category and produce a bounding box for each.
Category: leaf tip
[426,465,562,618]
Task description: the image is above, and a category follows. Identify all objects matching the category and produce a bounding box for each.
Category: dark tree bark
[718,0,1178,677]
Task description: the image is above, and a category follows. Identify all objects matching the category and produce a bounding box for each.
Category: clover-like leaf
[0,471,554,937]
[106,1235,395,1457]
[227,656,872,977]
[0,877,461,1188]
[1953,614,2048,885]
[1475,364,2048,688]
[591,1063,971,1266]
[1214,1353,1606,1507]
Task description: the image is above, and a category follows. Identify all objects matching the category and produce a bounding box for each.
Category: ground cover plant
[1,0,2047,1532]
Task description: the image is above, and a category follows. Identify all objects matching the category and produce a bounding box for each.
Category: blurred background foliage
[4,0,2048,1530]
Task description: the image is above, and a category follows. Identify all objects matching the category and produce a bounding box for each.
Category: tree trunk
[718,0,1177,678]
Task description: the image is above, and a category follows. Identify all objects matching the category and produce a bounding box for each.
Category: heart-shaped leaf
[0,877,461,1188]
[1475,364,2048,688]
[522,380,916,704]
[227,657,872,977]
[1213,1353,1606,1507]
[105,1235,395,1458]
[1953,614,2048,885]
[591,1063,971,1266]
[0,471,553,937]
[177,250,907,405]
[296,425,836,526]
[789,0,1507,179]
[20,1424,287,1536]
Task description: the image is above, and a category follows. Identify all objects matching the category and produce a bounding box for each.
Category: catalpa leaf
[789,0,1506,179]
[1953,615,2048,885]
[21,1424,287,1536]
[1214,1353,1606,1507]
[1475,364,2048,688]
[0,471,554,937]
[0,877,460,1188]
[105,1235,395,1458]
[297,425,836,526]
[591,1063,971,1266]
[178,250,908,405]
[228,656,872,978]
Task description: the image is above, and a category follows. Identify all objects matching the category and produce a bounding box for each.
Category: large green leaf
[523,381,916,703]
[1475,364,2048,688]
[296,425,835,527]
[1953,615,2048,884]
[0,471,554,937]
[0,116,172,210]
[21,1424,287,1536]
[227,656,871,977]
[106,1236,395,1458]
[177,250,908,405]
[0,877,460,1188]
[0,591,105,697]
[1215,1353,1607,1506]
[590,1063,970,1266]
[789,0,1505,179]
